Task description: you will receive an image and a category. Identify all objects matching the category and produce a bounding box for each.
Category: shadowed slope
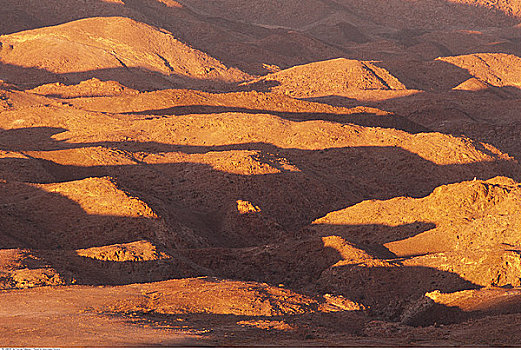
[243,58,407,98]
[2,0,521,343]
[0,17,251,90]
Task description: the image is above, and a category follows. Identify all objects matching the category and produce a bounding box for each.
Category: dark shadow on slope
[123,105,430,133]
[0,0,144,35]
[334,0,519,30]
[2,0,521,78]
[0,180,169,250]
[234,58,476,94]
[0,179,211,287]
[178,237,352,289]
[38,249,208,286]
[236,80,282,93]
[372,59,474,92]
[402,301,473,327]
[315,264,480,320]
[0,127,69,152]
[0,0,347,76]
[177,221,438,291]
[299,95,360,107]
[0,127,518,230]
[0,62,243,92]
[401,288,521,327]
[314,85,521,160]
[105,309,370,344]
[15,146,521,230]
[32,91,138,99]
[0,135,510,329]
[310,222,438,253]
[0,126,518,291]
[360,26,521,62]
[0,178,490,326]
[2,0,519,35]
[304,85,521,111]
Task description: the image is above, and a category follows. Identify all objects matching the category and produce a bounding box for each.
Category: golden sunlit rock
[1,0,521,346]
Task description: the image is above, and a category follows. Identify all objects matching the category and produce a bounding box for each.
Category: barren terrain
[1,0,521,346]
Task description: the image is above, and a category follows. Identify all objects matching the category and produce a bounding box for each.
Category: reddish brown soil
[2,0,521,347]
